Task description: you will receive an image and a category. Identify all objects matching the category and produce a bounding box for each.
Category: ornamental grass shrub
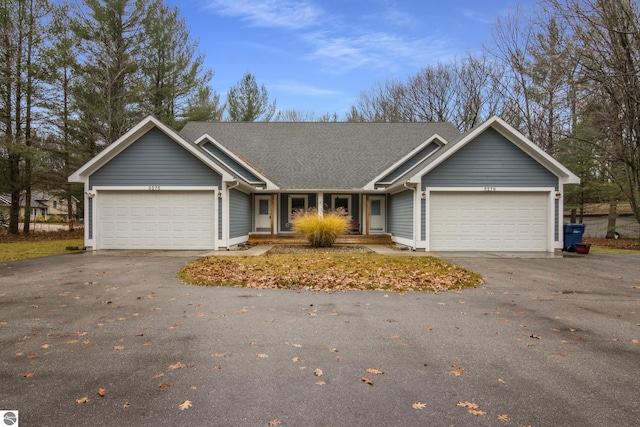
[292,208,350,247]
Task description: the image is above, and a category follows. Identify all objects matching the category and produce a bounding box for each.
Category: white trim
[287,194,308,226]
[368,195,386,234]
[68,116,234,183]
[196,134,280,190]
[91,186,219,250]
[391,235,415,248]
[363,135,447,190]
[331,194,352,214]
[254,194,272,233]
[422,187,556,252]
[92,186,218,191]
[407,116,580,185]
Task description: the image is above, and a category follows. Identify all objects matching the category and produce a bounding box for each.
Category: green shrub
[292,208,350,247]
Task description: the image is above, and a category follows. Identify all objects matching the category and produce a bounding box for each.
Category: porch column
[317,193,324,216]
[270,194,275,235]
[365,194,370,235]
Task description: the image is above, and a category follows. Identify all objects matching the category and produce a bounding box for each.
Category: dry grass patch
[180,253,483,293]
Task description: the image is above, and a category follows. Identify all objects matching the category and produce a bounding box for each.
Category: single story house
[69,115,580,252]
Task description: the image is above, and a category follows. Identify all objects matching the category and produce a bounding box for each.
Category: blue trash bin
[563,223,586,252]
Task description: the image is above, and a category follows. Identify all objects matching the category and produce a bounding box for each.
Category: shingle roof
[179,122,461,190]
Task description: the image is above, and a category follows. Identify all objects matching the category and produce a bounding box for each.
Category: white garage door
[429,192,549,251]
[97,191,216,250]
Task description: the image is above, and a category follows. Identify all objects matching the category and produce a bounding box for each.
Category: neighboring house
[0,192,79,222]
[69,115,580,252]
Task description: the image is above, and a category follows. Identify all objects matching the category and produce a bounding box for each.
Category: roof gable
[69,116,234,183]
[195,135,278,189]
[406,116,580,186]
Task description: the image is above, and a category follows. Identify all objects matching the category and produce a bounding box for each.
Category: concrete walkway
[199,244,561,259]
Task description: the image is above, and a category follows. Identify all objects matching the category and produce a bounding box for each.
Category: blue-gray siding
[89,128,222,188]
[202,141,264,184]
[421,129,558,188]
[388,190,413,239]
[421,128,560,241]
[229,189,251,238]
[379,143,440,184]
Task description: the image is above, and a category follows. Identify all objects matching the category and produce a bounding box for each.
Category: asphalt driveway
[0,251,638,426]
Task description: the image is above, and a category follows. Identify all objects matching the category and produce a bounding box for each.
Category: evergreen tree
[226,72,276,122]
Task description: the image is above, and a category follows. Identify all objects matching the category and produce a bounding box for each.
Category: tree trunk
[605,200,618,239]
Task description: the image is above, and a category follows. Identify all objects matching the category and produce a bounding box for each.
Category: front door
[255,195,272,233]
[287,195,308,228]
[369,195,386,233]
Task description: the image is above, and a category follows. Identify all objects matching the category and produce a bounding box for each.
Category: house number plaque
[148,186,161,191]
[483,187,496,192]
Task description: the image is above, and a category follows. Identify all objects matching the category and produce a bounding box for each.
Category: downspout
[225,181,240,250]
[403,182,417,251]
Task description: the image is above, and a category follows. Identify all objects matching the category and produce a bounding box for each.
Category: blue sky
[167,0,534,118]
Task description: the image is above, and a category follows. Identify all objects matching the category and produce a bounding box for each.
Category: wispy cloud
[204,0,456,75]
[270,82,342,97]
[204,0,323,30]
[460,8,494,25]
[303,30,453,74]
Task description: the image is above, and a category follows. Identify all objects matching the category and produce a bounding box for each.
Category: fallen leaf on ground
[498,378,506,384]
[314,368,323,377]
[169,362,186,370]
[366,368,384,375]
[159,383,173,389]
[315,381,326,385]
[213,352,227,358]
[450,363,466,376]
[114,345,125,351]
[76,397,90,404]
[152,373,164,379]
[469,409,487,416]
[178,400,192,410]
[97,388,106,397]
[498,414,509,421]
[631,339,639,344]
[267,420,282,426]
[457,401,479,409]
[530,334,541,340]
[412,402,426,410]
[27,354,38,359]
[123,402,130,408]
[292,343,302,348]
[24,371,35,378]
[361,377,373,386]
[256,353,269,358]
[330,348,338,353]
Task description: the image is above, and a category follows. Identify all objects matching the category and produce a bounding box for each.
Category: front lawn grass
[0,239,84,263]
[180,253,483,293]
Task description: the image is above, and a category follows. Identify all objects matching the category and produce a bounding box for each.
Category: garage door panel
[430,192,548,251]
[98,191,215,250]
